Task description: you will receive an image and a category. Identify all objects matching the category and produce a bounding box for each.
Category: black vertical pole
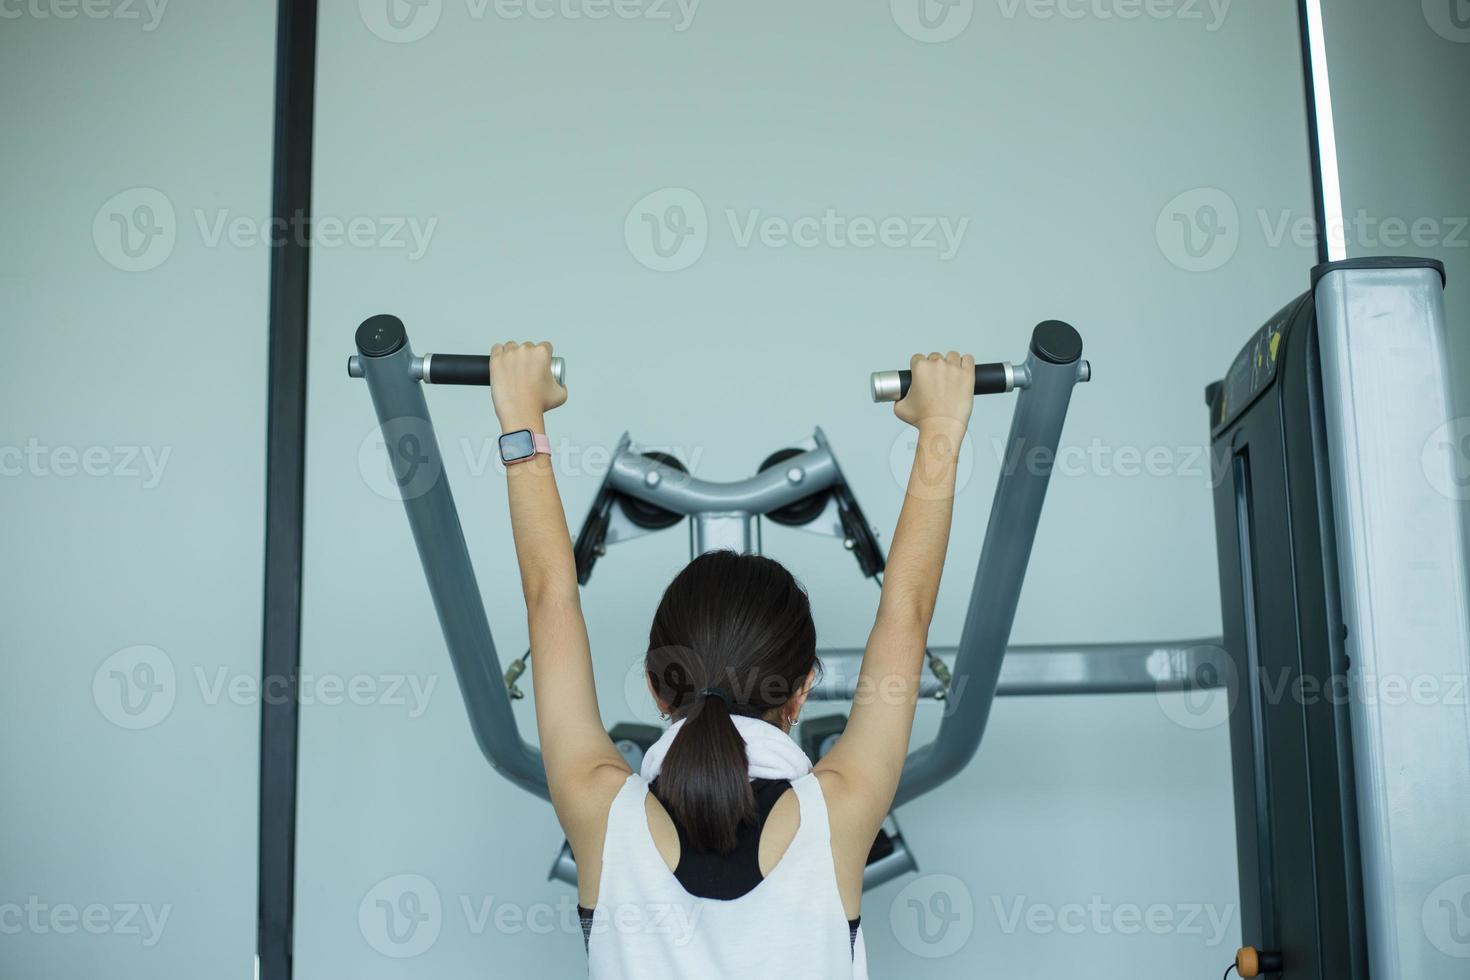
[259,0,317,977]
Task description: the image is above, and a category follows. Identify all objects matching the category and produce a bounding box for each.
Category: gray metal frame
[351,320,1155,891]
[603,429,848,556]
[810,638,1228,701]
[356,337,550,800]
[892,341,1087,807]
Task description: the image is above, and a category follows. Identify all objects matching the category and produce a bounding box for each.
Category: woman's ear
[788,666,818,720]
[646,670,671,716]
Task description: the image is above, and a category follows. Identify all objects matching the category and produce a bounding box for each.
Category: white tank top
[586,772,868,979]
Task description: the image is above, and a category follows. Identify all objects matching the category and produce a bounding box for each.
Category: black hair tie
[698,687,731,706]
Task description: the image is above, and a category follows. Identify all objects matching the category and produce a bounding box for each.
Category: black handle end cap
[1030,319,1082,365]
[355,314,407,357]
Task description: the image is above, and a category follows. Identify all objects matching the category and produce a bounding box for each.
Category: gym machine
[1206,258,1470,979]
[350,314,1225,892]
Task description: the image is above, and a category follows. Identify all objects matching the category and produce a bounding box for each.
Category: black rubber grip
[894,362,1009,400]
[424,354,490,385]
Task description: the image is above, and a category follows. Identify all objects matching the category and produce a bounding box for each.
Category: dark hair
[646,551,818,855]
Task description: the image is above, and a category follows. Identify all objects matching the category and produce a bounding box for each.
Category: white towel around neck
[639,714,813,783]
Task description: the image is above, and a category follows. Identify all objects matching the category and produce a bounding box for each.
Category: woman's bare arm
[813,352,975,882]
[489,343,630,851]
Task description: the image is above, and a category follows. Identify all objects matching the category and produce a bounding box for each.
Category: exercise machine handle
[869,362,1014,403]
[348,314,565,386]
[348,351,565,387]
[868,321,1089,403]
[419,353,565,387]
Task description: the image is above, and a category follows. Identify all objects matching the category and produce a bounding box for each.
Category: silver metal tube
[892,323,1087,809]
[809,639,1228,700]
[355,335,549,801]
[608,444,840,515]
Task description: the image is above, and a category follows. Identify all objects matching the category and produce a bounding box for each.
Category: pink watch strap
[531,433,551,456]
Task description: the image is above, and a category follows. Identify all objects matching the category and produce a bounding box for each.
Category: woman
[489,341,976,978]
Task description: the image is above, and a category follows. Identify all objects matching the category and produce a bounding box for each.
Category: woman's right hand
[894,351,976,430]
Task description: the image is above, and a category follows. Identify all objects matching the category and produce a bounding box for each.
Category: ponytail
[656,688,755,855]
[645,551,819,855]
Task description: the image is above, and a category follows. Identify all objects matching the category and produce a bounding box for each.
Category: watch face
[499,429,536,463]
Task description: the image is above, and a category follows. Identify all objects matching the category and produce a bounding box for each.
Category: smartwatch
[499,429,551,465]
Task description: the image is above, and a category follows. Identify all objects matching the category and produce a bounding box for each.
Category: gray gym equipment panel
[1314,264,1470,979]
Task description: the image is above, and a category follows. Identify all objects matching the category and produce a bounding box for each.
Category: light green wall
[0,3,275,979]
[299,3,1313,976]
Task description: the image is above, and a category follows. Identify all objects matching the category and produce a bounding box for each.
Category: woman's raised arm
[814,351,975,856]
[489,342,631,836]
